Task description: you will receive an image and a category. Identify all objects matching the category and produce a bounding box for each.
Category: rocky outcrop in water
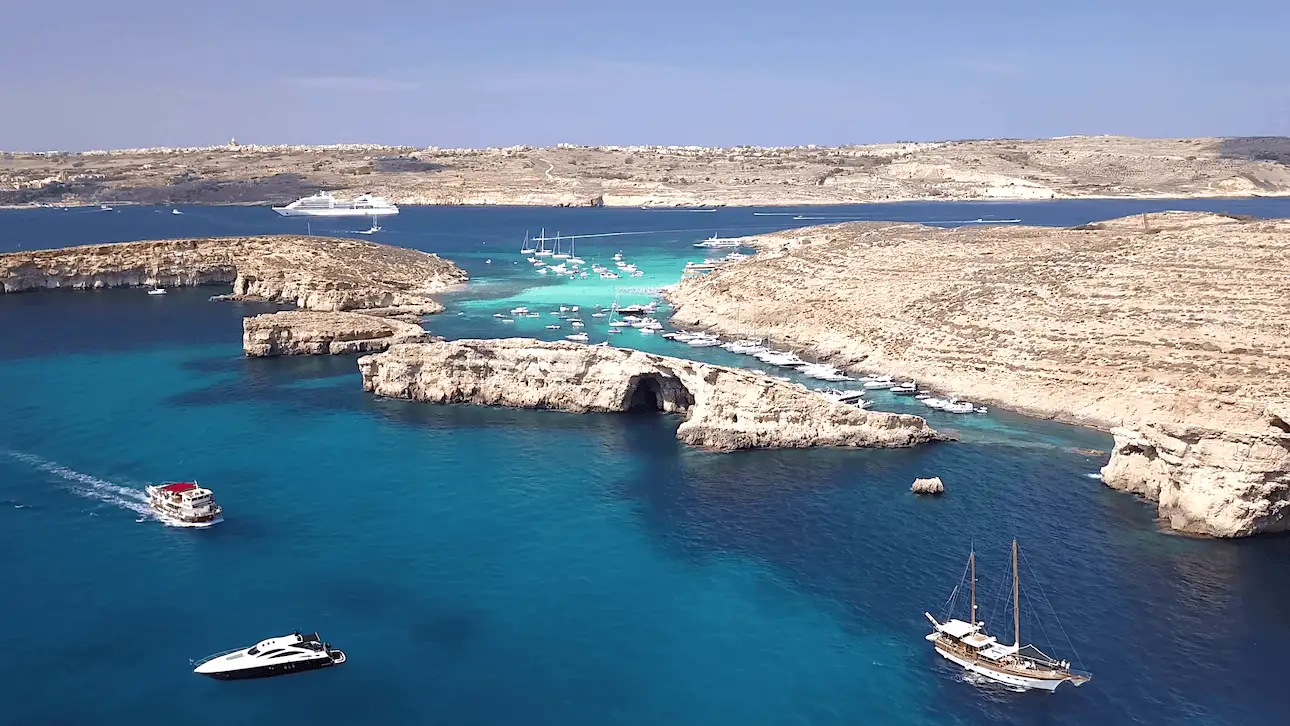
[666,212,1290,536]
[911,477,945,495]
[243,311,433,357]
[0,235,466,314]
[357,339,940,451]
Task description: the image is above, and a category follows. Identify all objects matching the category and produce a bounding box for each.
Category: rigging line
[987,554,1011,628]
[941,556,972,619]
[1019,580,1056,657]
[1020,548,1086,669]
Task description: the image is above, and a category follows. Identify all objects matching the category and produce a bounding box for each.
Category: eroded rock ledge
[0,235,467,313]
[243,310,434,357]
[666,212,1290,536]
[357,339,940,451]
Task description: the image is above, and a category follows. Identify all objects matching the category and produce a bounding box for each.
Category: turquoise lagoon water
[3,200,1290,725]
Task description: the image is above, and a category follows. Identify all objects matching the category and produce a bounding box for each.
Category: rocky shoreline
[357,339,941,452]
[0,235,467,314]
[243,310,435,357]
[665,212,1290,537]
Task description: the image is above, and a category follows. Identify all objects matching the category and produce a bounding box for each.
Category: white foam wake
[2,450,155,521]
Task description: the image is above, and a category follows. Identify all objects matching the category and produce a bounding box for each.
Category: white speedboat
[272,191,398,217]
[943,400,976,414]
[193,632,346,680]
[145,481,221,525]
[147,287,167,296]
[863,376,895,389]
[565,332,589,342]
[891,382,918,395]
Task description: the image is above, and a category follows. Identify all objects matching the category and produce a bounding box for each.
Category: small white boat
[520,230,537,255]
[510,307,530,314]
[171,208,182,215]
[565,332,589,342]
[545,324,560,330]
[943,401,976,414]
[863,377,895,390]
[147,287,167,296]
[891,382,918,395]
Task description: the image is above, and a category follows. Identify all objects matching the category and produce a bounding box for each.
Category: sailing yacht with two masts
[924,539,1091,692]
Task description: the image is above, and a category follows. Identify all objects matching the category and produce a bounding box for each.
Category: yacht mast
[1012,538,1020,648]
[969,549,977,627]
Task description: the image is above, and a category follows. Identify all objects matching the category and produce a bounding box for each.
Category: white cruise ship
[272,191,399,217]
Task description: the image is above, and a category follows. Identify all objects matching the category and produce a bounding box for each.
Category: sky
[2,0,1288,150]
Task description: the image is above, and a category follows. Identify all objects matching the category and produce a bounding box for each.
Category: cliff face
[666,212,1290,536]
[0,235,466,313]
[357,339,940,451]
[243,311,433,356]
[1100,407,1290,536]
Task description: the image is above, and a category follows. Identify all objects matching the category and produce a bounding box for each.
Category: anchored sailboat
[924,539,1090,692]
[520,230,537,254]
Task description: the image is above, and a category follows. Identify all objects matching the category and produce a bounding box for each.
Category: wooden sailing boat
[924,539,1090,692]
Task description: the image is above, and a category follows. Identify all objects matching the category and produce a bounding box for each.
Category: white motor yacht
[193,632,346,680]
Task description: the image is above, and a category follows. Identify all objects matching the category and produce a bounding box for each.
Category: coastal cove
[3,199,1290,725]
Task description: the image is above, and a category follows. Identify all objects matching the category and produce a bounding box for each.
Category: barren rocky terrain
[0,235,466,313]
[358,338,939,451]
[4,135,1289,207]
[666,212,1290,536]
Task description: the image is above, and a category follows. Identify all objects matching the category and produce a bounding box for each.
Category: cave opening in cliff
[623,374,693,414]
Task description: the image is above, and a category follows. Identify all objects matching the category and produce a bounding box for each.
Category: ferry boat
[272,191,399,217]
[924,540,1091,692]
[193,632,346,680]
[145,481,222,524]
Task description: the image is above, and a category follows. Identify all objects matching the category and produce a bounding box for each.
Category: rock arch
[622,373,694,414]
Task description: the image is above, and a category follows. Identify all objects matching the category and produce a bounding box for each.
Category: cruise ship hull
[273,207,399,218]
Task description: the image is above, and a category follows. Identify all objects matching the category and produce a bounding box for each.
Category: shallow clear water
[3,200,1290,725]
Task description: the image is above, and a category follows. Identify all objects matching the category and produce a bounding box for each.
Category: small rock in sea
[911,476,945,496]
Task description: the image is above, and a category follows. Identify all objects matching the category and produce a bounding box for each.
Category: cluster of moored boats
[522,229,646,280]
[494,301,665,343]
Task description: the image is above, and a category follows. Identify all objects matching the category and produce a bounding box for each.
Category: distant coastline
[4,134,1288,209]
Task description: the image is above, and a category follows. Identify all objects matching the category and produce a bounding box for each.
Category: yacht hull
[200,652,344,680]
[932,644,1069,692]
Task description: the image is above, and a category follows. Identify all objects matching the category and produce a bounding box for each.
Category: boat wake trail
[1,450,155,520]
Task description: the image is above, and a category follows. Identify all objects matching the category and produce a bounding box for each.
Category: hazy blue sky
[2,0,1287,150]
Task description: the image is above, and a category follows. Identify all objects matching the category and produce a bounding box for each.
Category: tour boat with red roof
[145,481,222,525]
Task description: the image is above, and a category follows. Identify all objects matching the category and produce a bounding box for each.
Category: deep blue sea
[3,199,1290,726]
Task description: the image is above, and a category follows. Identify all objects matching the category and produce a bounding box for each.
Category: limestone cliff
[243,311,433,356]
[666,212,1290,536]
[0,235,466,313]
[1100,405,1290,536]
[357,339,940,451]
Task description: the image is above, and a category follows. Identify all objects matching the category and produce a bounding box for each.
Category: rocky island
[666,211,1290,536]
[243,310,436,356]
[0,234,466,313]
[4,135,1288,207]
[357,339,940,451]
